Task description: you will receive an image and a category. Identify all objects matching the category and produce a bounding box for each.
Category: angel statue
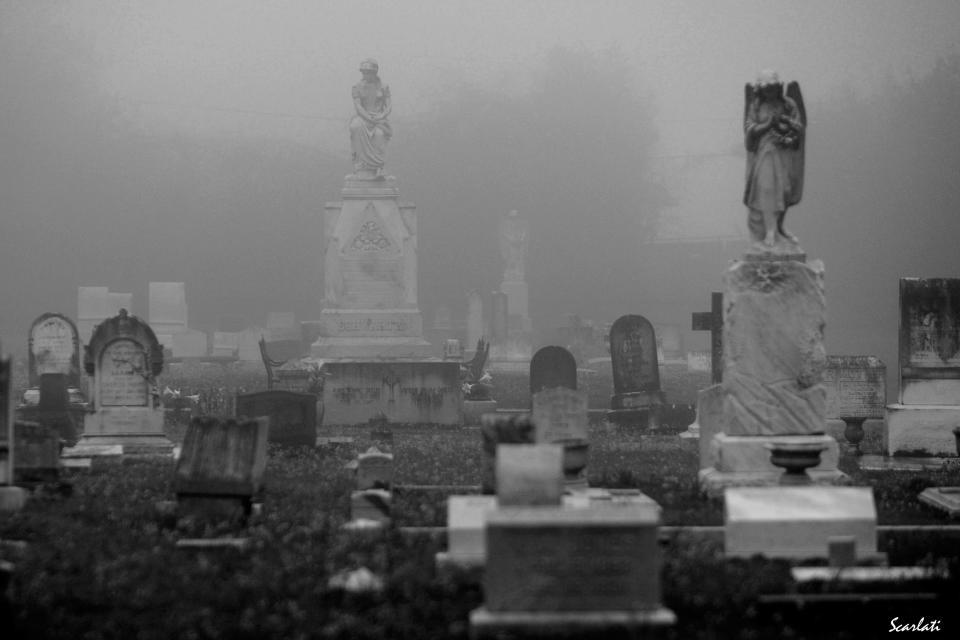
[743,70,806,248]
[349,58,392,178]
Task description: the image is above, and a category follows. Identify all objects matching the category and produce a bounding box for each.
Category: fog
[2,0,960,387]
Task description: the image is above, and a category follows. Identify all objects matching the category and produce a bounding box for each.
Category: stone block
[235,390,316,447]
[900,379,960,406]
[462,400,497,426]
[884,403,960,456]
[725,487,877,559]
[482,505,665,613]
[322,360,460,426]
[496,444,563,506]
[443,495,498,563]
[918,487,960,517]
[174,417,268,498]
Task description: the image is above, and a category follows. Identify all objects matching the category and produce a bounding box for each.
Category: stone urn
[766,440,828,486]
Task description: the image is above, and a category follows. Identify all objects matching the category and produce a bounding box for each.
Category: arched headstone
[607,315,664,428]
[529,346,577,394]
[28,313,81,388]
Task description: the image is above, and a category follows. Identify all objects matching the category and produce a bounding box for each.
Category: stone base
[708,433,840,473]
[0,486,29,512]
[435,551,485,572]
[700,468,847,497]
[884,403,960,456]
[857,454,951,471]
[73,434,175,456]
[310,336,434,360]
[918,487,960,518]
[606,408,661,429]
[463,400,498,425]
[469,607,676,638]
[322,360,461,426]
[486,360,530,373]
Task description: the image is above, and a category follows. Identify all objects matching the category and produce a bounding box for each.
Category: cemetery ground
[2,365,960,638]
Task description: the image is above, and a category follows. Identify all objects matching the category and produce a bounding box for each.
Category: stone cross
[692,291,723,384]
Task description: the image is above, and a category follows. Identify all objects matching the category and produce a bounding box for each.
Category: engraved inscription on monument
[823,356,885,419]
[99,340,148,407]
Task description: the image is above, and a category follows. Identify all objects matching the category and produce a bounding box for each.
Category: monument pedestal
[78,407,173,455]
[607,390,665,428]
[699,254,848,493]
[312,175,433,361]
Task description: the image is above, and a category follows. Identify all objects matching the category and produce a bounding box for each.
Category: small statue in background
[743,70,806,248]
[350,59,392,178]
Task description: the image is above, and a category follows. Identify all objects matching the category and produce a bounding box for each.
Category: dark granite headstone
[14,421,60,484]
[236,390,316,446]
[529,346,577,395]
[38,374,69,412]
[607,315,664,428]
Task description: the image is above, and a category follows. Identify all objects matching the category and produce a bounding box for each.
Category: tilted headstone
[529,346,577,395]
[28,313,82,388]
[174,416,269,519]
[887,278,960,456]
[607,314,665,428]
[235,390,316,447]
[495,444,563,506]
[77,309,171,454]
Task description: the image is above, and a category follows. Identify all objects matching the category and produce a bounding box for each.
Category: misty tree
[398,47,670,321]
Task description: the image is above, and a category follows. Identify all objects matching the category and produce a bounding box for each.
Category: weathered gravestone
[235,390,316,447]
[823,356,886,453]
[470,502,675,637]
[174,416,268,522]
[607,315,665,428]
[529,346,577,394]
[480,413,534,494]
[532,386,589,488]
[77,309,172,455]
[1,345,29,511]
[28,313,82,388]
[886,278,960,456]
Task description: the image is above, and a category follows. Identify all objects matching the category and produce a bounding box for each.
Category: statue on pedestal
[498,210,529,283]
[350,59,392,178]
[743,70,806,248]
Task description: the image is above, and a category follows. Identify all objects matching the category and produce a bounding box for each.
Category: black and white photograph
[1,1,959,637]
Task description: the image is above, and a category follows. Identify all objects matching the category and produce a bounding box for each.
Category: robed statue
[743,70,806,248]
[350,59,392,178]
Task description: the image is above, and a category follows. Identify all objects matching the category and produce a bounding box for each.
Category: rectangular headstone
[235,390,316,446]
[610,315,660,394]
[725,487,877,559]
[531,387,588,443]
[483,505,663,612]
[823,356,886,419]
[446,495,498,561]
[174,417,268,497]
[496,444,563,506]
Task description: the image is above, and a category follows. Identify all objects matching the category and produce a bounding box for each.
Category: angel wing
[784,81,806,206]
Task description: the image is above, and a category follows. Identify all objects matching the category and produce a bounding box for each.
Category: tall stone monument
[700,72,843,493]
[311,59,431,360]
[489,210,533,371]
